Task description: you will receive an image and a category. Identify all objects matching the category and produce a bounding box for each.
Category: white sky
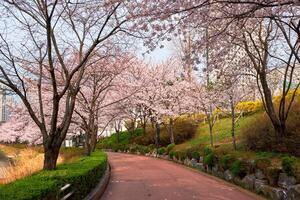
[137,40,176,64]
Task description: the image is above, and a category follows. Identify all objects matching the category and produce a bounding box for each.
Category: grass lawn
[173,112,261,151]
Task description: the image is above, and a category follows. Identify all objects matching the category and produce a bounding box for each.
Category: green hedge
[0,151,107,200]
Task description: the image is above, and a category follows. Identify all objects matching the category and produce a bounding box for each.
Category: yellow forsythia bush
[236,100,263,114]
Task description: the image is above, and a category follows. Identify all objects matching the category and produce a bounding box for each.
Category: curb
[84,163,111,200]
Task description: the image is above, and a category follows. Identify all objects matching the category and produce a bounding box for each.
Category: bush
[241,96,300,156]
[236,101,263,114]
[282,156,297,176]
[204,153,214,168]
[204,146,212,156]
[169,151,176,159]
[220,155,235,171]
[148,144,156,150]
[174,150,188,161]
[230,160,248,178]
[133,117,198,146]
[254,157,271,170]
[0,151,107,200]
[191,151,200,161]
[166,143,175,154]
[157,147,166,155]
[230,160,242,177]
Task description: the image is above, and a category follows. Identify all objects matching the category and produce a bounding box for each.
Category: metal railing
[59,184,74,200]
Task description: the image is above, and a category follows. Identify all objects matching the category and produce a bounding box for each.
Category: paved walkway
[101,152,263,200]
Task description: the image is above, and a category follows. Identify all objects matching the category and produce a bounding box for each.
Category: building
[0,86,10,122]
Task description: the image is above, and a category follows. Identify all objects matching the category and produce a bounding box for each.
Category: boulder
[262,185,287,200]
[191,158,197,167]
[206,167,212,174]
[212,164,219,174]
[241,174,256,190]
[265,167,282,186]
[194,162,205,171]
[278,173,297,189]
[224,170,234,181]
[216,171,224,179]
[184,158,191,166]
[255,169,266,180]
[287,184,300,200]
[233,177,243,186]
[199,156,203,163]
[255,178,268,192]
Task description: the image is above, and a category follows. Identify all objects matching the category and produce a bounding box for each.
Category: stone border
[84,163,111,200]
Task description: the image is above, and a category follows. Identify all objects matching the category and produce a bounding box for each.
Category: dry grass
[0,144,83,184]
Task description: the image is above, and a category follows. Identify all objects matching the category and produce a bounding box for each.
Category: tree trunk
[209,122,213,147]
[116,130,120,144]
[43,144,60,170]
[142,117,147,135]
[90,126,97,152]
[230,96,237,150]
[155,121,160,149]
[84,131,92,156]
[169,117,174,144]
[259,72,286,140]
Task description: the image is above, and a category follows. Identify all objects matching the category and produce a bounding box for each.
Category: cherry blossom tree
[140,1,300,145]
[74,52,137,156]
[0,0,149,169]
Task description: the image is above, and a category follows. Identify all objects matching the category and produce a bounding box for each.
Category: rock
[265,167,281,186]
[212,164,218,173]
[262,185,287,200]
[184,158,191,166]
[206,167,212,174]
[216,171,224,179]
[278,173,297,189]
[199,156,203,163]
[191,158,197,167]
[233,177,243,186]
[194,162,205,171]
[224,170,234,181]
[255,169,266,180]
[241,174,256,190]
[255,178,268,192]
[287,184,300,200]
[245,159,256,174]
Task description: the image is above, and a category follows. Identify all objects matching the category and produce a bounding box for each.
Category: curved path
[101,152,263,200]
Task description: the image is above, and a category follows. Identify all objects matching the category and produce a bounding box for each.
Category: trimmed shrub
[282,156,296,176]
[230,160,242,177]
[220,154,235,171]
[0,151,107,200]
[230,160,248,178]
[191,151,200,161]
[166,143,175,154]
[204,146,212,156]
[169,151,176,159]
[157,147,166,155]
[175,150,187,161]
[204,153,214,168]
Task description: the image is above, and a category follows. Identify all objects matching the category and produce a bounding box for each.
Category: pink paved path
[101,152,263,200]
